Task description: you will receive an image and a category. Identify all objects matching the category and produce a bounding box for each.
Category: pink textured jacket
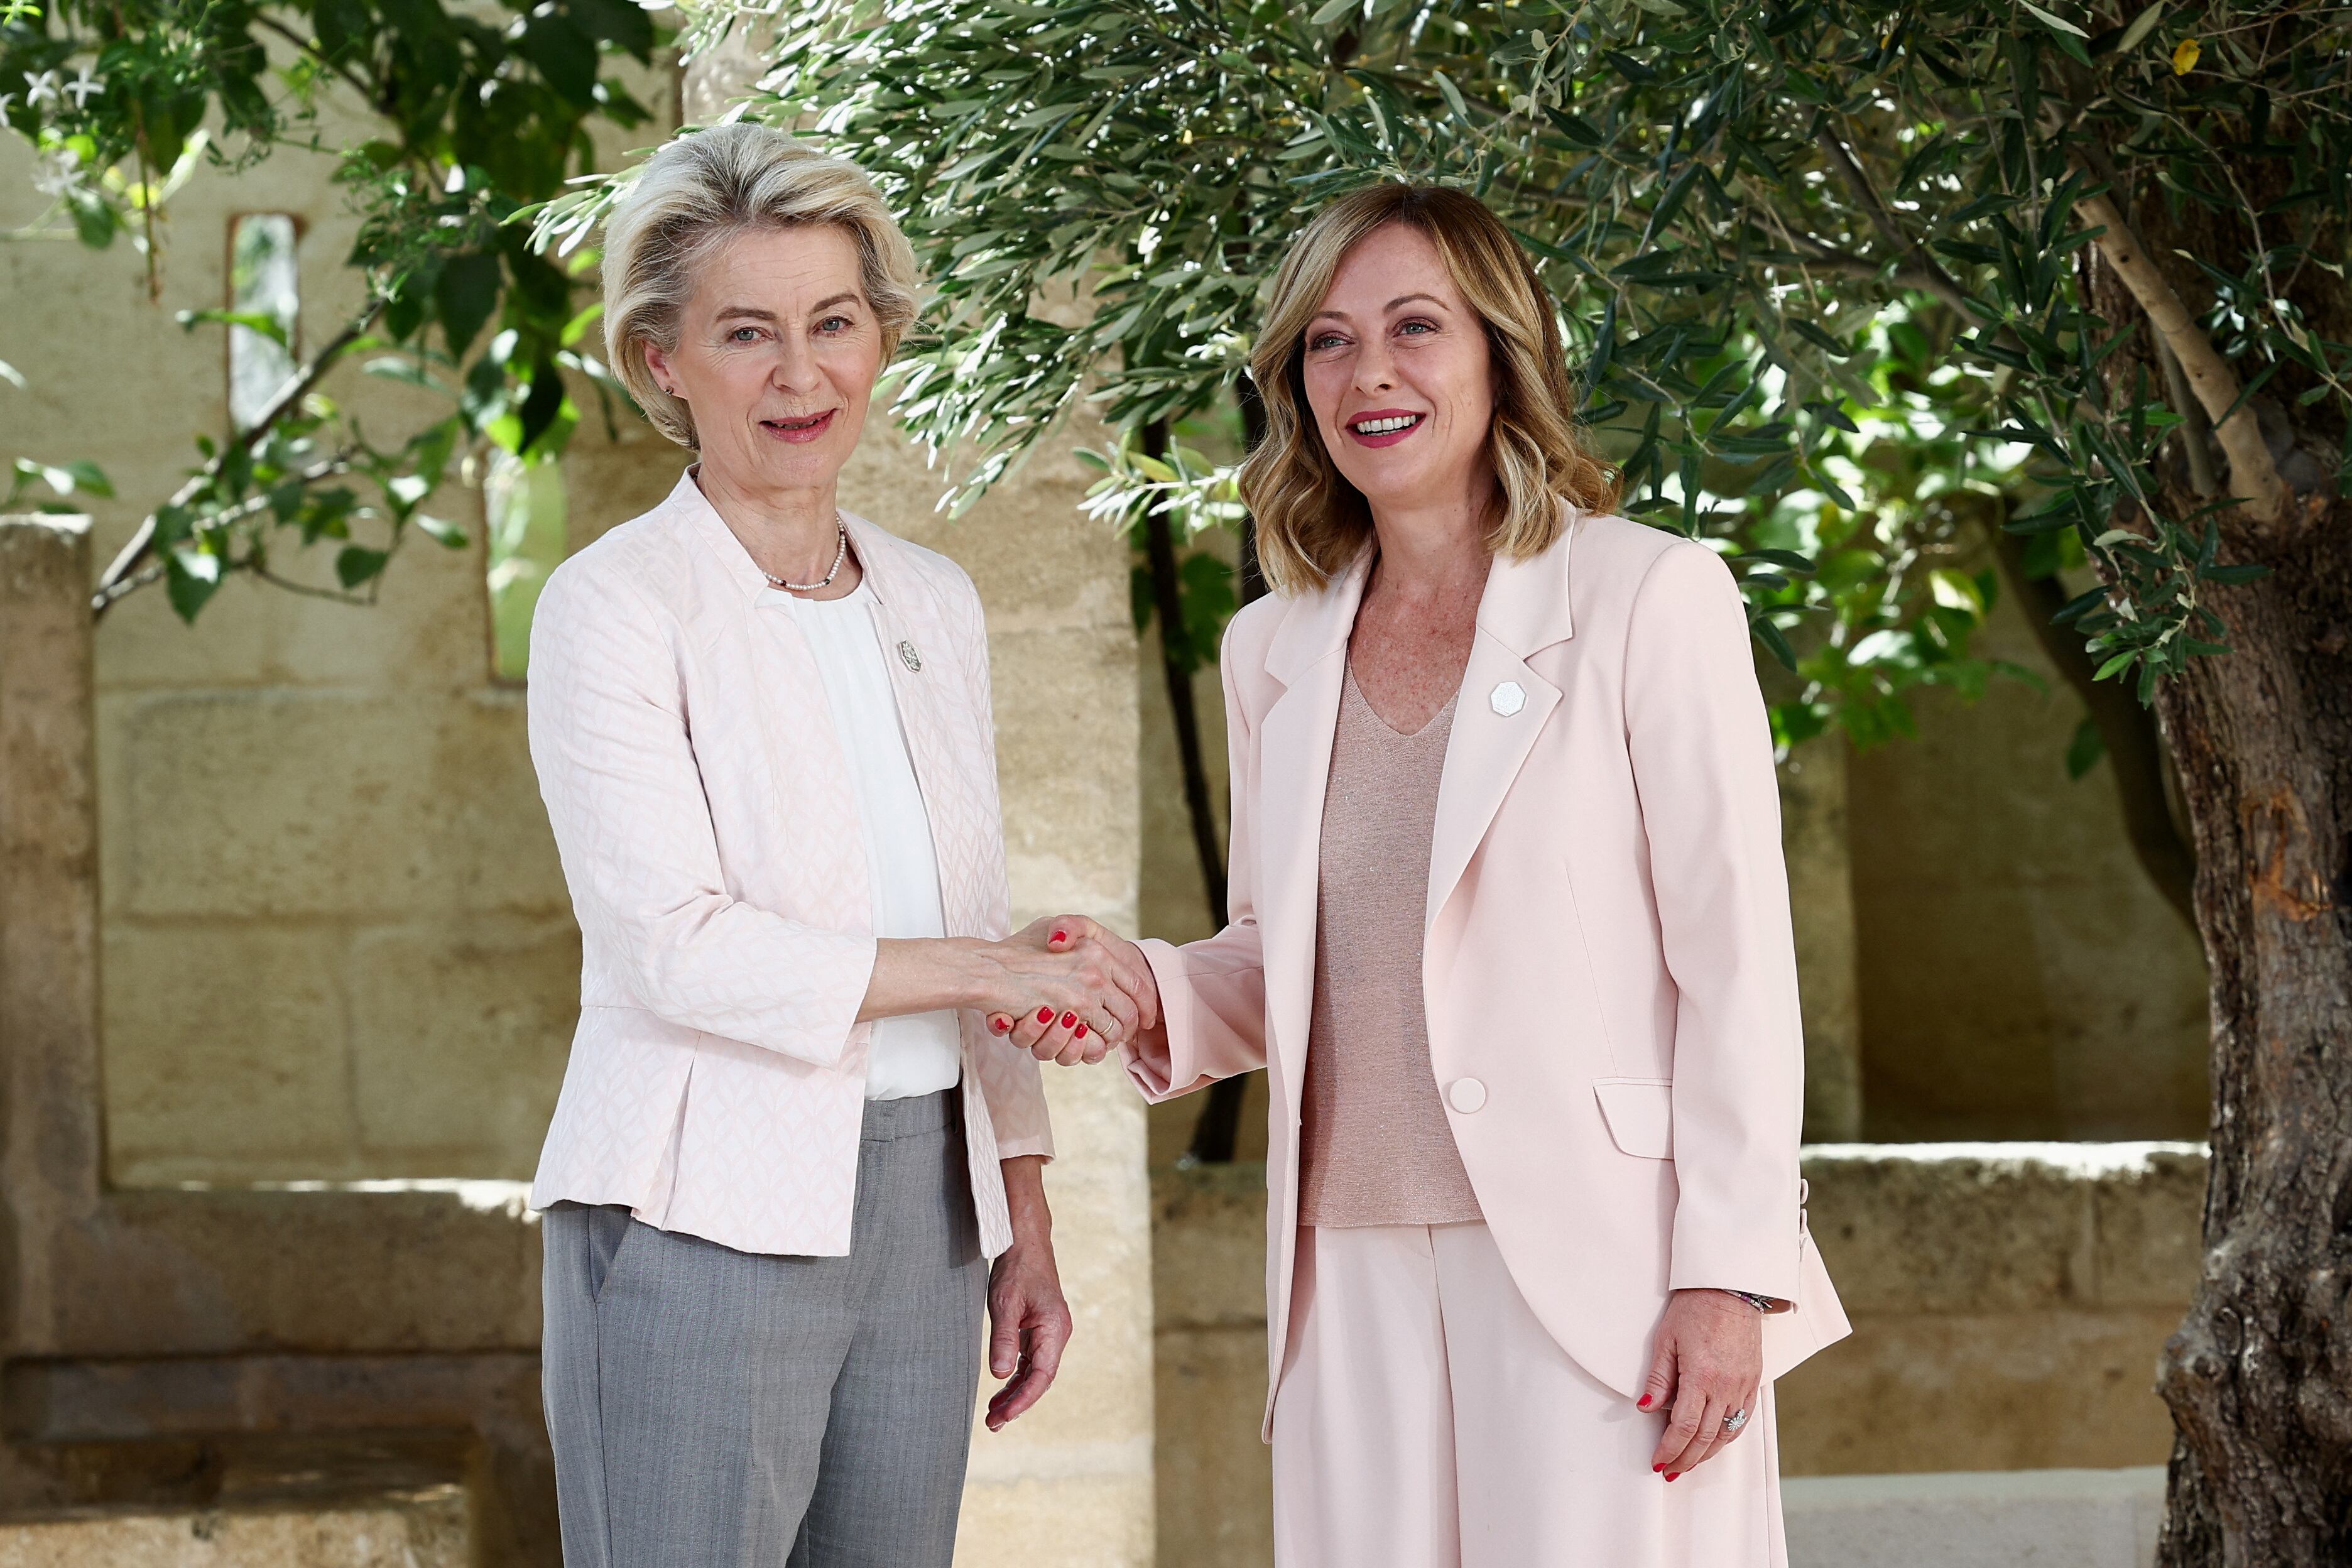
[1126,511,1848,1431]
[526,471,1052,1259]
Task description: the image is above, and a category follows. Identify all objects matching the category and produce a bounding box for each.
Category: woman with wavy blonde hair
[1052,182,1848,1564]
[1243,182,1621,591]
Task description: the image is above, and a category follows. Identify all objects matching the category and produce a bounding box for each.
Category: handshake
[975,915,1161,1068]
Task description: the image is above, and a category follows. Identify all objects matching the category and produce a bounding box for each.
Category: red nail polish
[1060,1011,1076,1028]
[1075,1023,1088,1038]
[1652,1464,1663,1473]
[1052,929,1067,943]
[1638,1395,1652,1409]
[991,1017,1010,1033]
[1037,1006,1054,1023]
[1666,1474,1680,1483]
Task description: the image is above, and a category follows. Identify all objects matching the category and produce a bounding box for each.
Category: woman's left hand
[1640,1288,1763,1479]
[985,1157,1074,1431]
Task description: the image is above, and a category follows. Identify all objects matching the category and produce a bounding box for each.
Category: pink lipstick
[1344,408,1425,448]
[761,409,836,444]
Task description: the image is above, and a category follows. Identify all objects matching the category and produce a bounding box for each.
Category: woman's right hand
[976,915,1159,1067]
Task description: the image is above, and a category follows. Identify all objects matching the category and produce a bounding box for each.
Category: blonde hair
[1241,183,1620,595]
[601,122,921,449]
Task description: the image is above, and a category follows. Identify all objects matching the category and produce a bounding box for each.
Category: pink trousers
[1270,1222,1788,1568]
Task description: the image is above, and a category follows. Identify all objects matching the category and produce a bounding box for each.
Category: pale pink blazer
[1126,511,1848,1433]
[526,471,1051,1260]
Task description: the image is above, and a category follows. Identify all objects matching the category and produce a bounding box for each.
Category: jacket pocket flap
[1593,1077,1674,1159]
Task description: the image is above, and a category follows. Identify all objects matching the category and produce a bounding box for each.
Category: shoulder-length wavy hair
[1241,183,1620,596]
[601,122,922,451]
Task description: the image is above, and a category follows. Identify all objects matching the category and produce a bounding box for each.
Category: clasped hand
[977,915,1157,1067]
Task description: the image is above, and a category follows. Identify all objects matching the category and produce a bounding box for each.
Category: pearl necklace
[765,515,849,593]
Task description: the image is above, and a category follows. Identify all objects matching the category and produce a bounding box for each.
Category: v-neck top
[762,577,962,1101]
[1297,662,1483,1227]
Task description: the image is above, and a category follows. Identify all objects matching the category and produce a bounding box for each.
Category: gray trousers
[542,1091,988,1568]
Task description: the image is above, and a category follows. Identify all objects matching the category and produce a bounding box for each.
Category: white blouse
[760,577,962,1100]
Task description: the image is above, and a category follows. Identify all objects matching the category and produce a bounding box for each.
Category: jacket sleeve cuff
[1121,938,1198,1102]
[993,1131,1055,1162]
[1668,1228,1804,1306]
[966,1009,1055,1160]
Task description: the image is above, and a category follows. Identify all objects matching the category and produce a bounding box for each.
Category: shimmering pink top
[1297,663,1483,1228]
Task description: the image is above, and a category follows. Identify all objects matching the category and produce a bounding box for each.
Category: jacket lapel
[1425,520,1582,932]
[1254,553,1373,1102]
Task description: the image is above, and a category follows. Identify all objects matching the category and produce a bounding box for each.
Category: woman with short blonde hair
[527,122,1151,1568]
[598,126,923,450]
[1059,182,1849,1564]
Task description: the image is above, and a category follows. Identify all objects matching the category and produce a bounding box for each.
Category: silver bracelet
[1719,1288,1777,1312]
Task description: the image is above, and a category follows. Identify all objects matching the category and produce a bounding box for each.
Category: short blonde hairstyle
[601,122,922,450]
[1241,183,1620,595]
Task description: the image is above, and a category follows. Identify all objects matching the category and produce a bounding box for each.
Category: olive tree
[1,0,662,618]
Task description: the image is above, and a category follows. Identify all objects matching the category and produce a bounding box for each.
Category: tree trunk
[1139,420,1232,930]
[2149,506,2352,1567]
[1128,415,1251,1163]
[2075,180,2352,1566]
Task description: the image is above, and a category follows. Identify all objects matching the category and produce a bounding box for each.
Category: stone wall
[1848,587,2210,1141]
[1149,1143,2201,1568]
[1777,1142,2201,1475]
[1,77,622,1186]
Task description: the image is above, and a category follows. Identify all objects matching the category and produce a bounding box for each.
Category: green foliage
[1087,427,1246,672]
[538,0,2348,744]
[485,446,569,677]
[148,389,472,619]
[1740,302,2056,748]
[2,0,663,617]
[1126,542,1238,674]
[6,454,112,509]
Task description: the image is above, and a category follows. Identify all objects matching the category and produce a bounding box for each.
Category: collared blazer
[525,470,1051,1259]
[1125,510,1848,1432]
